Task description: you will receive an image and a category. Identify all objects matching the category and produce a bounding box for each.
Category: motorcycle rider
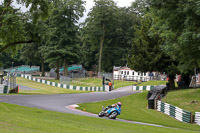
[104,102,121,111]
[98,102,122,119]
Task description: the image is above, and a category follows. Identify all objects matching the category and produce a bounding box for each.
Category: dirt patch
[191,100,199,104]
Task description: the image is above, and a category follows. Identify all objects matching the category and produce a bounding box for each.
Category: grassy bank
[16,77,88,94]
[46,78,102,87]
[0,102,196,133]
[47,78,136,89]
[162,88,200,113]
[77,92,200,131]
[137,80,168,86]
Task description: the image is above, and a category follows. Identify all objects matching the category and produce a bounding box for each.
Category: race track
[0,86,167,128]
[0,89,138,115]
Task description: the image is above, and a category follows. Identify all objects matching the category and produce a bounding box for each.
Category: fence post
[154,92,161,110]
[191,113,194,124]
[154,99,157,110]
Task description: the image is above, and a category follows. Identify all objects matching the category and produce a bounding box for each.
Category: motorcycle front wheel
[109,111,118,119]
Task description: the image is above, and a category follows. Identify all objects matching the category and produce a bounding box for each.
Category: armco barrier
[157,100,192,123]
[132,85,155,91]
[0,85,9,94]
[17,74,105,92]
[195,112,200,125]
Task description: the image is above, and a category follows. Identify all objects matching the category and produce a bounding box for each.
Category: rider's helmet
[117,102,121,107]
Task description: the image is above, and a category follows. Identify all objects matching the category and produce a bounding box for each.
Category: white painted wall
[113,67,151,81]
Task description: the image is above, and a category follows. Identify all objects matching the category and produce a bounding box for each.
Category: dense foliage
[149,0,200,73]
[81,0,139,72]
[0,0,199,86]
[43,0,85,79]
[128,0,200,89]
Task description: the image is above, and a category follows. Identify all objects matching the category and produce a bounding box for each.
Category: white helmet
[117,102,121,106]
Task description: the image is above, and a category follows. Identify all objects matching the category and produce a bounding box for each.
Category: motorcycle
[98,105,121,119]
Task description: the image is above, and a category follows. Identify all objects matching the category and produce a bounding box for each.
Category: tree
[0,0,49,53]
[128,14,178,89]
[20,17,49,76]
[131,0,150,16]
[44,0,85,79]
[20,42,46,76]
[79,28,99,71]
[149,0,200,74]
[83,0,118,73]
[103,7,139,70]
[0,50,25,69]
[81,0,139,72]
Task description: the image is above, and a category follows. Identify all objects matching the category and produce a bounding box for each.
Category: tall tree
[0,50,24,69]
[149,0,200,73]
[131,0,150,16]
[0,0,49,53]
[20,16,49,76]
[128,14,178,89]
[83,0,118,73]
[81,0,139,72]
[44,0,85,79]
[101,7,139,71]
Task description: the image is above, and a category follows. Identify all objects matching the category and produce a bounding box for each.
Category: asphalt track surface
[0,87,138,116]
[18,84,39,90]
[0,85,177,129]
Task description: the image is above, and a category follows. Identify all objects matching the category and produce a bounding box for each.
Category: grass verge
[0,102,196,133]
[16,77,88,94]
[47,78,137,89]
[137,80,168,86]
[113,80,136,89]
[77,92,200,131]
[162,88,200,113]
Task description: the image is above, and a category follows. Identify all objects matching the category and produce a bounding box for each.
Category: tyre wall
[157,100,192,123]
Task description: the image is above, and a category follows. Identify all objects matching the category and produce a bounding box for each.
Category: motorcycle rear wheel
[98,111,104,117]
[109,111,118,119]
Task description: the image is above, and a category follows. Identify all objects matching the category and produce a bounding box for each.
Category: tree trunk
[41,61,45,76]
[169,75,175,90]
[63,59,68,76]
[181,74,190,87]
[56,61,60,80]
[98,24,105,73]
[199,73,200,83]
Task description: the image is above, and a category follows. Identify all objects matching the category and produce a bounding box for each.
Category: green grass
[0,102,196,133]
[16,77,88,94]
[46,78,102,87]
[113,80,136,89]
[46,78,136,89]
[162,88,200,113]
[45,79,60,83]
[137,80,168,86]
[74,78,102,86]
[77,92,200,131]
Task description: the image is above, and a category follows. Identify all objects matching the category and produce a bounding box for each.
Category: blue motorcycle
[98,105,121,119]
